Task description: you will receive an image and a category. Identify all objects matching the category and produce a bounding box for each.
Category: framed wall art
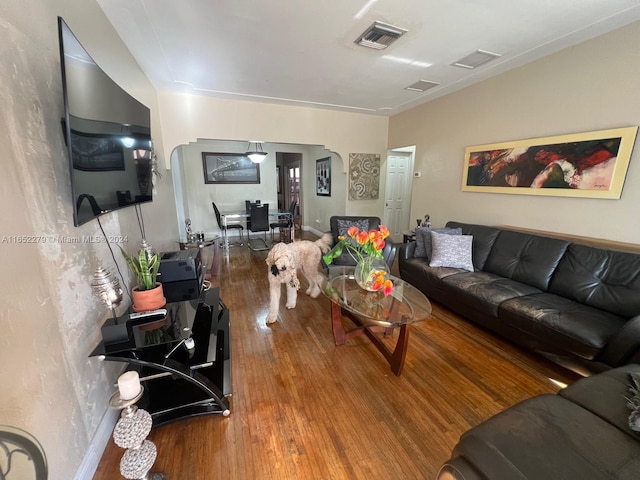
[461,126,638,199]
[316,157,331,196]
[349,153,380,200]
[202,152,260,184]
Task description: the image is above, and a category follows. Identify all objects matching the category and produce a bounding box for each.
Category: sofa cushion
[329,216,380,245]
[397,257,467,305]
[453,394,640,479]
[483,230,569,291]
[498,293,627,360]
[328,216,382,266]
[429,232,474,271]
[336,218,369,238]
[414,227,461,258]
[446,222,502,270]
[559,364,640,441]
[443,272,540,317]
[549,243,640,318]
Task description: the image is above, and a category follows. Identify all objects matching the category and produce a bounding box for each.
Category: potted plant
[323,225,393,296]
[119,246,166,312]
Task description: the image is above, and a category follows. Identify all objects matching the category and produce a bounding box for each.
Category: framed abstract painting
[461,126,638,199]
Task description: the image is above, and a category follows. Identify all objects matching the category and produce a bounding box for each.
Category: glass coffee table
[321,266,432,376]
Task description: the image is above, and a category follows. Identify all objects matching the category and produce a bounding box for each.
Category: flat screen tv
[58,17,153,226]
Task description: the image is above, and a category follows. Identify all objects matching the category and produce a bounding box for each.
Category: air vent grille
[355,21,407,50]
[452,49,502,69]
[405,80,440,92]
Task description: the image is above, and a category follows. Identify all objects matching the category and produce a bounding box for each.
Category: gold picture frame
[461,126,638,199]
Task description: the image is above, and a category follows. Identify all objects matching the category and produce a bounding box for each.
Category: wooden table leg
[330,301,411,376]
[331,302,346,345]
[389,324,410,376]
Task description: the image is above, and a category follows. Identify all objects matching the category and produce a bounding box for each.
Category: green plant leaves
[119,246,160,291]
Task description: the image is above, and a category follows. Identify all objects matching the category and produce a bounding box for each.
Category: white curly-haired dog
[265,233,333,324]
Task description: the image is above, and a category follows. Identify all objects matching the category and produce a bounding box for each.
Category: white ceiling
[96,0,640,116]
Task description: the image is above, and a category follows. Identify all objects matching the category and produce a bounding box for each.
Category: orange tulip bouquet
[323,225,393,296]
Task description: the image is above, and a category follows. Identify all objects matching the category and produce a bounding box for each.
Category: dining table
[220,208,294,250]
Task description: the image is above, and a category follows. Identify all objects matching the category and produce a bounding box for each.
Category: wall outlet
[413,171,422,178]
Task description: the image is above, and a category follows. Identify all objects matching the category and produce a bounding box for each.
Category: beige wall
[389,21,640,244]
[158,93,389,220]
[0,1,174,478]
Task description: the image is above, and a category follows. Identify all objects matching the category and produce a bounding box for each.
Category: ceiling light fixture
[246,141,267,164]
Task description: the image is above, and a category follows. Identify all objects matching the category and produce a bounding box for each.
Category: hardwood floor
[93,232,581,480]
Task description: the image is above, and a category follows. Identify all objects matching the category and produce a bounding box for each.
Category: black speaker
[157,249,202,283]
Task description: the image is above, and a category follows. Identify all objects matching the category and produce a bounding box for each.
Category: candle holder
[109,387,166,480]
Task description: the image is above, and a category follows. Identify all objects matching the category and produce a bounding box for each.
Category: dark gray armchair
[326,216,397,268]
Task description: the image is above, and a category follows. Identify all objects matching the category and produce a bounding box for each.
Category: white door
[384,152,412,241]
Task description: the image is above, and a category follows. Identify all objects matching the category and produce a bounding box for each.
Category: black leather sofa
[398,221,640,372]
[437,364,640,479]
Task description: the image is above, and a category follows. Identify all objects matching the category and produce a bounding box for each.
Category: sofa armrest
[382,239,397,267]
[600,315,640,367]
[437,457,485,480]
[450,435,528,480]
[398,241,416,260]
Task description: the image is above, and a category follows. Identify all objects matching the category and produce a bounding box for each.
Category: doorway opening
[383,145,416,242]
[276,152,302,227]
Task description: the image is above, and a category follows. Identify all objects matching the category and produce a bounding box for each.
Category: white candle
[117,371,141,400]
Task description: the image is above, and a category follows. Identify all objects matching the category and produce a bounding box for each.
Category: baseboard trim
[306,226,323,237]
[74,407,118,480]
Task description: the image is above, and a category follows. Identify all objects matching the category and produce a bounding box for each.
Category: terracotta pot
[132,283,166,312]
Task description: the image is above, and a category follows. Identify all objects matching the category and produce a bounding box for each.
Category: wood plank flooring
[93,232,581,480]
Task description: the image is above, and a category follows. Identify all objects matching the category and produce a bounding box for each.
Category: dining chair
[270,200,297,243]
[212,202,244,246]
[245,200,261,231]
[248,203,270,251]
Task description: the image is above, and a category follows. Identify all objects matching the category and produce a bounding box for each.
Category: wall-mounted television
[58,17,153,226]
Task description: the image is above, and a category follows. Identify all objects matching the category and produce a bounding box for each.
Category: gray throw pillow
[415,227,462,258]
[336,218,370,237]
[429,231,474,271]
[336,218,371,248]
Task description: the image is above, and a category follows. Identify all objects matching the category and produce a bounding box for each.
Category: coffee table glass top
[321,266,432,327]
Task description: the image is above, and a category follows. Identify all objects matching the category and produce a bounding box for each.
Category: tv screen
[58,17,153,226]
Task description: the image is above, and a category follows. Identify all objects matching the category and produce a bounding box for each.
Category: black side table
[90,288,232,426]
[402,231,416,243]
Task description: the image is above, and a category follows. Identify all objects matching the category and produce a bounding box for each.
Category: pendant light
[246,141,267,164]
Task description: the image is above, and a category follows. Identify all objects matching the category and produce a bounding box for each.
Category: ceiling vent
[405,80,440,92]
[355,21,407,50]
[452,49,502,69]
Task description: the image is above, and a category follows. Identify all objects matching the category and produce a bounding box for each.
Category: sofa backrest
[483,230,569,291]
[446,221,501,271]
[549,244,640,318]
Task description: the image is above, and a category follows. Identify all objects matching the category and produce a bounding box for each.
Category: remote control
[129,308,167,320]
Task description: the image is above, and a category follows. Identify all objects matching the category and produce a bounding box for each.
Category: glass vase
[354,258,390,292]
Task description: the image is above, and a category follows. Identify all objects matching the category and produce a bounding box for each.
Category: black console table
[90,288,231,426]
